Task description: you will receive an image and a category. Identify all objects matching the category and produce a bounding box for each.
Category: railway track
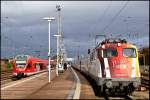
[1,70,13,85]
[1,70,12,75]
[1,70,13,81]
[1,75,13,81]
[0,68,56,81]
[0,70,48,85]
[141,72,149,89]
[96,95,133,100]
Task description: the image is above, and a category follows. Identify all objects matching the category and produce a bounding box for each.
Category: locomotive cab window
[16,63,26,68]
[123,48,136,58]
[103,48,117,58]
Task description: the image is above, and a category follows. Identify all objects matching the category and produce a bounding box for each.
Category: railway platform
[1,68,76,99]
[1,66,97,99]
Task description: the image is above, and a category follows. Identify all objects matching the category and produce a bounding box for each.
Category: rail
[1,70,12,81]
[141,71,149,89]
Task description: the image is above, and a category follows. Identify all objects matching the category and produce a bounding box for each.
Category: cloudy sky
[1,1,149,58]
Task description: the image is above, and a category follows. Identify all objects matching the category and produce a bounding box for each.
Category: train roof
[14,54,58,65]
[93,38,136,50]
[15,54,30,60]
[15,54,47,61]
[101,38,127,45]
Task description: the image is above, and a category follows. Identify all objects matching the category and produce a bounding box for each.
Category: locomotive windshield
[103,48,117,58]
[123,48,136,58]
[15,55,28,68]
[16,63,26,68]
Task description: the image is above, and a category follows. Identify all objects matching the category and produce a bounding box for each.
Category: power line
[101,1,129,34]
[89,1,112,38]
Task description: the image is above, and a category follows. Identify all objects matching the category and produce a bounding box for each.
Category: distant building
[1,58,9,64]
[66,58,74,62]
[0,59,9,71]
[138,47,149,65]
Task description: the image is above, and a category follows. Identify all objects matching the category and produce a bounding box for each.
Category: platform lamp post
[53,34,61,76]
[43,17,55,83]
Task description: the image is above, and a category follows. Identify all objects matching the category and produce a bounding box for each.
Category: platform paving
[1,69,75,99]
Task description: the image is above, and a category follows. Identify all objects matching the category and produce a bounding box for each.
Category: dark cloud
[1,1,149,58]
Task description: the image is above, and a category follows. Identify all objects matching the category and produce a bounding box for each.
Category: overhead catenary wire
[2,2,57,58]
[89,1,112,38]
[88,1,112,48]
[101,1,129,34]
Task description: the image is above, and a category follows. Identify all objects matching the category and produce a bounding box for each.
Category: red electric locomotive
[75,38,141,96]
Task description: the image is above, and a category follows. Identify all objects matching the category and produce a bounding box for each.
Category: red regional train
[12,54,49,80]
[74,38,141,96]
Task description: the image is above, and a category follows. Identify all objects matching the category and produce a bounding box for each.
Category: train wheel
[97,86,102,97]
[23,75,28,78]
[11,76,18,81]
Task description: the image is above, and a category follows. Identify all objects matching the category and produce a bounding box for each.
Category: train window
[16,63,26,68]
[35,64,41,71]
[103,48,117,58]
[15,55,27,61]
[123,48,136,58]
[27,64,31,68]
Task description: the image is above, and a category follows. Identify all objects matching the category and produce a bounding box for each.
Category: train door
[58,63,64,72]
[64,63,67,71]
[35,63,40,71]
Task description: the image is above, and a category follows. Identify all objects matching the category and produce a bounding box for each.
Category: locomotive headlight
[106,81,112,88]
[102,45,105,48]
[117,43,121,46]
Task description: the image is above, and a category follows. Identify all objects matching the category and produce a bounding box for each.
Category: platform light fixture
[43,17,55,83]
[53,34,61,76]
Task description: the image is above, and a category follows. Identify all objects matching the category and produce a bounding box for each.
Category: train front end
[13,55,29,78]
[98,39,141,95]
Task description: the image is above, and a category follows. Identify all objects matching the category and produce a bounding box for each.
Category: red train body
[12,55,49,78]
